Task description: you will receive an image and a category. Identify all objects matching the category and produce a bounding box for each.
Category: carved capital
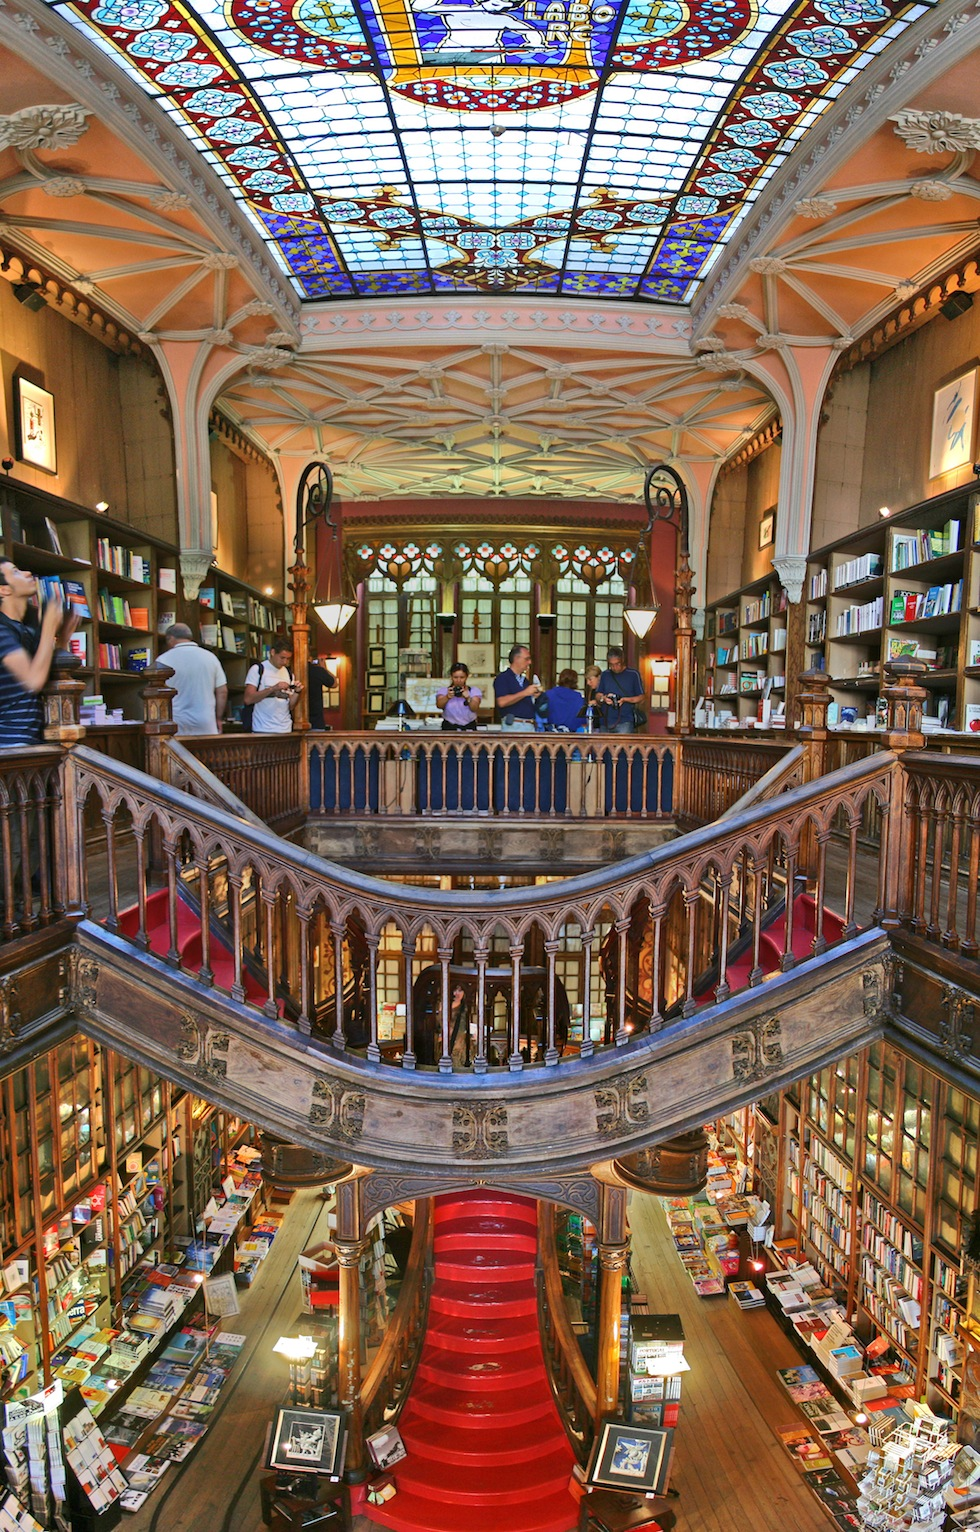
[180,550,215,602]
[772,555,807,605]
[333,1237,368,1269]
[598,1241,630,1274]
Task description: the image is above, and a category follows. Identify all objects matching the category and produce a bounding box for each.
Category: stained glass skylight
[51,0,936,302]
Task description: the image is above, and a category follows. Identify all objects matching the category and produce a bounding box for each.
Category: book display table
[578,1488,676,1531]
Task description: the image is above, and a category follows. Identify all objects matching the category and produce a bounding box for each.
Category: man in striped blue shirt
[0,556,78,747]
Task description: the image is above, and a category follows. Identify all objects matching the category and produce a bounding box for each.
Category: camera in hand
[451,685,465,697]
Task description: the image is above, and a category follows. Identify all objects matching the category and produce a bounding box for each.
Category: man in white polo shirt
[243,638,302,733]
[164,623,227,736]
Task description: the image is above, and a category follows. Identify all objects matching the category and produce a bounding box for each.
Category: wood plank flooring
[120,1186,840,1532]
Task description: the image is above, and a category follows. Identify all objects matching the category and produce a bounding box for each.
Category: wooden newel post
[881,660,928,751]
[42,651,86,745]
[290,545,311,734]
[794,667,832,783]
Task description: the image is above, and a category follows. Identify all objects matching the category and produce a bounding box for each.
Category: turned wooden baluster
[580,929,595,1057]
[331,920,347,1047]
[364,930,380,1060]
[508,939,524,1069]
[401,933,417,1069]
[473,944,490,1073]
[438,945,453,1072]
[544,938,560,1065]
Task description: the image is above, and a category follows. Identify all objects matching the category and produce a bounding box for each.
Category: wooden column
[335,1177,368,1481]
[595,1183,629,1423]
[140,664,178,783]
[289,545,311,734]
[674,540,696,737]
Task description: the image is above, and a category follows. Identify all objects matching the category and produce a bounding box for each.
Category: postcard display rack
[627,1315,685,1429]
[2,1383,126,1532]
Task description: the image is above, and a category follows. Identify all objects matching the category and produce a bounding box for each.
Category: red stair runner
[697,891,846,1003]
[368,1191,578,1532]
[118,886,274,1009]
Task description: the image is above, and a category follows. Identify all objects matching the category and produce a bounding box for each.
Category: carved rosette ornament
[909,180,954,201]
[890,110,980,154]
[0,105,92,152]
[794,196,838,219]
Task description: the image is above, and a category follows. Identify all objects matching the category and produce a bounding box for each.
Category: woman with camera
[436,662,482,731]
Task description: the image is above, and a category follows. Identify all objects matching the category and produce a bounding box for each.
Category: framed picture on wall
[367,670,386,688]
[930,368,977,479]
[759,510,775,550]
[368,645,385,669]
[367,690,386,714]
[14,378,57,474]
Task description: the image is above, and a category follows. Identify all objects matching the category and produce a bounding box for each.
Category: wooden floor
[121,1187,837,1532]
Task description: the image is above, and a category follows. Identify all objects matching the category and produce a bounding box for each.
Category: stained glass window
[52,0,935,302]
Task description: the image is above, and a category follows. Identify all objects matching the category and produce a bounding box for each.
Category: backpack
[241,660,293,731]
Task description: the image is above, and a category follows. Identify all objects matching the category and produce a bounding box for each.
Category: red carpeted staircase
[697,890,846,1003]
[118,886,274,1008]
[369,1191,578,1532]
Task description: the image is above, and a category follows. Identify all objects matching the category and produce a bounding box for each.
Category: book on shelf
[158,566,177,594]
[199,587,216,610]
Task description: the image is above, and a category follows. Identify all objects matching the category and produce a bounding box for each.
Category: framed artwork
[930,369,977,479]
[367,670,386,688]
[368,645,386,669]
[456,641,496,674]
[758,510,775,550]
[367,690,386,714]
[268,1407,347,1477]
[586,1420,675,1496]
[14,378,57,474]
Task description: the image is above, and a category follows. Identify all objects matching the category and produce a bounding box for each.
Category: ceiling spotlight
[878,505,891,518]
[264,585,274,596]
[12,282,46,312]
[95,500,109,513]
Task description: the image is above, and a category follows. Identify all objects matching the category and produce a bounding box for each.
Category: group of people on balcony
[438,645,646,734]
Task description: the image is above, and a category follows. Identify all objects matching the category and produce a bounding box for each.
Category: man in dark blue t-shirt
[493,644,540,730]
[596,646,645,733]
[0,556,77,747]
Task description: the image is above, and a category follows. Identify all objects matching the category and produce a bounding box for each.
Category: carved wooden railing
[163,740,267,831]
[61,742,899,1072]
[537,1202,597,1458]
[305,731,677,820]
[675,737,794,829]
[181,733,304,834]
[899,754,980,957]
[717,742,805,822]
[0,747,66,941]
[361,1199,433,1437]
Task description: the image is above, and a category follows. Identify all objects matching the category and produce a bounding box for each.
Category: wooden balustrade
[361,1200,433,1438]
[675,738,795,829]
[306,732,676,820]
[61,741,899,1073]
[537,1202,596,1458]
[899,754,980,958]
[181,734,304,834]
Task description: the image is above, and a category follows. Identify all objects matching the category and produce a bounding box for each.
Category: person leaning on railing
[0,555,78,747]
[436,662,482,732]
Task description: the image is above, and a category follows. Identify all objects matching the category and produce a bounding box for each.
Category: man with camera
[437,662,482,731]
[493,644,540,731]
[243,638,302,733]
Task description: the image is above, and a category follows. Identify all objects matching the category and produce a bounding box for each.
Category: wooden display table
[579,1487,677,1532]
[259,1472,351,1531]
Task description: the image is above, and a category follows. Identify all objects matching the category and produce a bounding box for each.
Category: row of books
[836,595,883,636]
[861,1225,924,1304]
[862,1191,924,1264]
[808,611,827,644]
[97,591,150,628]
[809,568,828,600]
[200,623,248,654]
[95,540,151,584]
[742,590,776,623]
[740,632,769,659]
[199,589,277,630]
[891,521,961,569]
[889,582,962,623]
[834,552,883,591]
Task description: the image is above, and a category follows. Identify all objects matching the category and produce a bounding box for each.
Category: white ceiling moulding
[0,0,298,327]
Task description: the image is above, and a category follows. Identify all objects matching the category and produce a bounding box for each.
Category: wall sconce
[13,282,46,312]
[436,612,457,631]
[537,613,557,631]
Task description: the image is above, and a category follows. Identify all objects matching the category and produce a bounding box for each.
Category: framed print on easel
[267,1406,347,1477]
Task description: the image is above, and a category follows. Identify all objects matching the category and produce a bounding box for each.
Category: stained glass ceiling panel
[50,0,937,302]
